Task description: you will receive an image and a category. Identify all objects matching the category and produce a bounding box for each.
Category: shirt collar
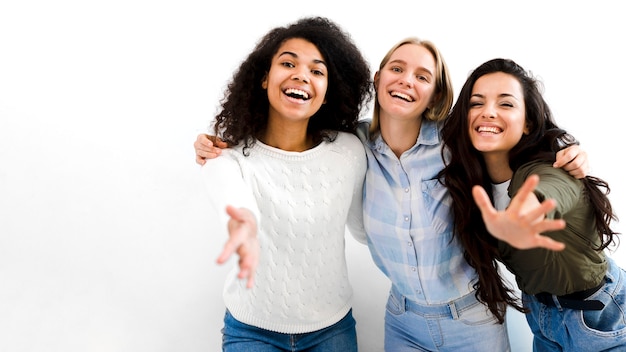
[370,119,442,154]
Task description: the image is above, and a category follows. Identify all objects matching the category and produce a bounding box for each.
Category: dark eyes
[280,62,325,76]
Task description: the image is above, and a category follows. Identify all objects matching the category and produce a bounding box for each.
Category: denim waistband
[391,286,479,319]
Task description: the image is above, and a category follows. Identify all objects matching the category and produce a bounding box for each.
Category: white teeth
[285,88,309,99]
[391,91,413,102]
[477,126,501,133]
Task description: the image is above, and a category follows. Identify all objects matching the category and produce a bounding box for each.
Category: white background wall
[1,1,624,351]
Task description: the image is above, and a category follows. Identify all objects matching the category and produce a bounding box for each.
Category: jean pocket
[580,284,626,334]
[385,291,405,316]
[457,301,500,326]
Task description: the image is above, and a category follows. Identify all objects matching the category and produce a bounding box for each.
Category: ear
[373,71,380,91]
[261,74,268,89]
[523,122,530,135]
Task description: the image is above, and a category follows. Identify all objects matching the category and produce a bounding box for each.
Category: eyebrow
[278,51,327,67]
[388,59,433,75]
[471,93,519,100]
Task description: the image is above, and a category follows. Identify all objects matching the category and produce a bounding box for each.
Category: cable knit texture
[201,132,366,334]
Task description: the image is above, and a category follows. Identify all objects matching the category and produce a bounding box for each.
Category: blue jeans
[524,256,626,351]
[221,309,357,352]
[384,286,510,351]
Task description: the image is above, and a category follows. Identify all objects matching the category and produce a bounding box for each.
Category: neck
[483,153,513,183]
[261,119,312,152]
[379,114,422,158]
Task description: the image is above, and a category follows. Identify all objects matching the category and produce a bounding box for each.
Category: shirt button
[404,188,409,193]
[411,267,417,272]
[404,216,409,222]
[407,242,413,247]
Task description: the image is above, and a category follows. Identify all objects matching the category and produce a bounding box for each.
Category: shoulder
[329,132,367,167]
[514,160,554,177]
[335,131,364,149]
[202,148,240,171]
[511,160,581,199]
[341,120,371,144]
[513,161,569,182]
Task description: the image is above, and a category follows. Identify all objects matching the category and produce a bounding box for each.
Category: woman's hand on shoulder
[554,144,589,179]
[195,134,228,165]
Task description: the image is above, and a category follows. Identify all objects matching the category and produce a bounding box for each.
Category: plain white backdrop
[1,1,624,351]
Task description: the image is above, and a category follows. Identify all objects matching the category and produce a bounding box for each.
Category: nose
[292,70,309,84]
[398,74,413,88]
[481,103,496,118]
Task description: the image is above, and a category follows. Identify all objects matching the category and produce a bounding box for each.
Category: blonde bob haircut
[369,37,454,136]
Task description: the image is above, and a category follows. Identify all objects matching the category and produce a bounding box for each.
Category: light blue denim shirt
[356,120,476,304]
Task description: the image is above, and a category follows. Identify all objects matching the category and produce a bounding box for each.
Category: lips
[284,88,310,100]
[390,91,414,102]
[477,125,502,134]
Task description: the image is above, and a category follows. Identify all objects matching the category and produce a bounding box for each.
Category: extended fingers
[220,206,259,288]
[533,233,566,251]
[216,238,238,264]
[237,239,259,288]
[532,218,566,234]
[519,198,557,224]
[472,185,496,216]
[508,175,539,211]
[216,207,249,264]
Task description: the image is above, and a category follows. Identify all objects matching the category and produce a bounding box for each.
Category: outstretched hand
[195,134,228,165]
[217,205,259,288]
[472,175,566,251]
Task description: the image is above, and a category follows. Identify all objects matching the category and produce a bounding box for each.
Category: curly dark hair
[212,17,373,154]
[438,58,619,323]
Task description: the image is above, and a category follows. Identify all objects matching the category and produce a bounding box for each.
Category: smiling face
[375,43,436,123]
[262,38,328,126]
[469,72,528,165]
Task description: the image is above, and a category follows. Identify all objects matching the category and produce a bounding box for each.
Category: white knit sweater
[201,131,367,334]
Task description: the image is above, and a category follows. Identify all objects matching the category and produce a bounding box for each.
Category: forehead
[274,38,324,61]
[388,44,435,70]
[473,72,523,97]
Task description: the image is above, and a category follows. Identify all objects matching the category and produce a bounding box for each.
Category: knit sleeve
[344,134,367,244]
[200,150,261,230]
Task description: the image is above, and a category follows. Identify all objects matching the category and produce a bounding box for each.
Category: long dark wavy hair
[212,17,373,155]
[438,58,619,323]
